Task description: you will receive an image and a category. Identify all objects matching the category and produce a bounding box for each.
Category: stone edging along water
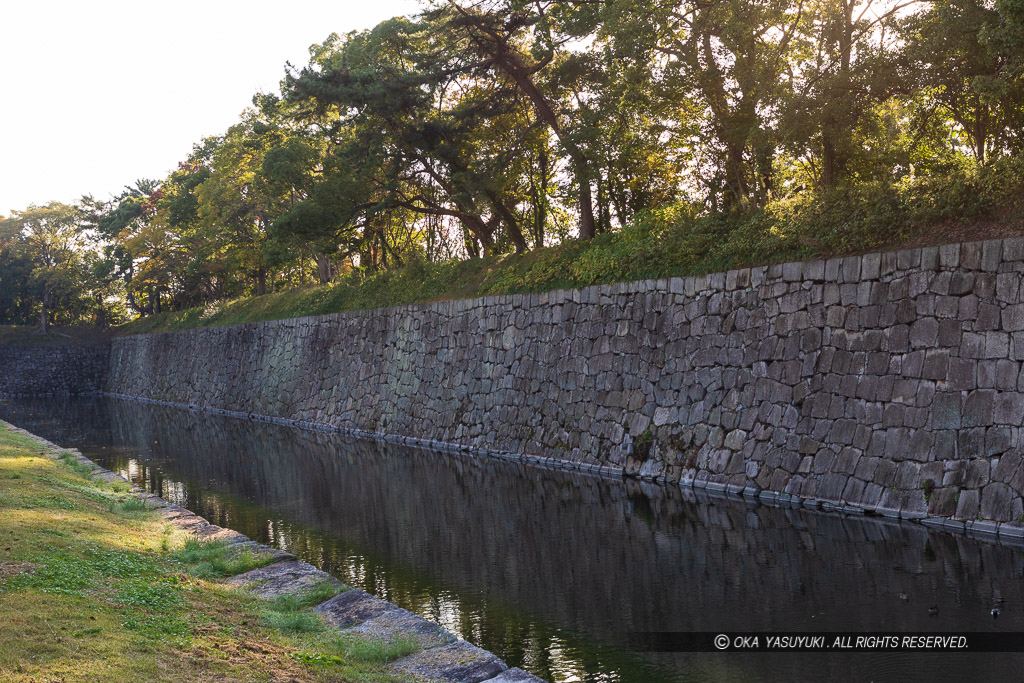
[0,420,544,683]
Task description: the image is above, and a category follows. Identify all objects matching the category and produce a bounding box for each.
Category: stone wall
[10,237,1024,530]
[0,343,108,396]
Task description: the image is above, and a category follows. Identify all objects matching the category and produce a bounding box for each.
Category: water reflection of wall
[6,396,1024,682]
[47,399,1024,631]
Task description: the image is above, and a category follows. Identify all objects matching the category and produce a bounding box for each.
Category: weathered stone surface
[346,608,456,650]
[315,588,395,628]
[193,524,249,544]
[166,513,213,533]
[0,343,108,396]
[928,487,959,517]
[227,541,296,565]
[955,489,981,520]
[387,641,507,683]
[980,482,1023,522]
[91,469,127,484]
[222,560,345,600]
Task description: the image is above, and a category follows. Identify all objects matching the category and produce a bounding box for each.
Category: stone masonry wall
[11,237,1024,531]
[0,343,109,396]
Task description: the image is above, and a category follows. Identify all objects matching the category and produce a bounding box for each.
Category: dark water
[3,396,1024,682]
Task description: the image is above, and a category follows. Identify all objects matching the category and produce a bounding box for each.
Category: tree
[282,19,541,258]
[0,201,92,333]
[0,217,36,324]
[616,0,805,207]
[778,0,908,188]
[905,0,1024,164]
[96,180,174,315]
[427,1,602,237]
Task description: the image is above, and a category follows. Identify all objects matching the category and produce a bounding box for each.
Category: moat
[3,395,1023,682]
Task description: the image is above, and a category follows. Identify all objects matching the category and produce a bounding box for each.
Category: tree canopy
[4,0,1024,330]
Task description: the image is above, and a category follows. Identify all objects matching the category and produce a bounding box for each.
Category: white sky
[0,0,422,214]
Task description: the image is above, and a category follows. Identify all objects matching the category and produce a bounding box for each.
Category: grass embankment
[3,160,1020,343]
[0,423,414,682]
[117,160,1024,336]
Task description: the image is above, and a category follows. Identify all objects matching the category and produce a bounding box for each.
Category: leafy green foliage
[4,555,94,596]
[119,156,1024,334]
[5,0,1024,331]
[115,577,183,611]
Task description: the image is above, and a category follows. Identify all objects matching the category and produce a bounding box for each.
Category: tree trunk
[451,6,596,239]
[256,269,267,297]
[464,227,480,259]
[578,175,596,239]
[596,176,612,233]
[483,189,527,254]
[316,254,333,285]
[974,102,988,164]
[37,285,50,334]
[723,144,749,207]
[821,135,837,189]
[535,150,548,247]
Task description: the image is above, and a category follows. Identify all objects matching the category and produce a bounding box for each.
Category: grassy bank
[3,161,1020,343]
[0,422,412,682]
[115,160,1024,336]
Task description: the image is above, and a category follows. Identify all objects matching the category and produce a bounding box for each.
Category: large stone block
[955,489,980,520]
[223,561,346,601]
[980,482,1022,521]
[388,641,507,682]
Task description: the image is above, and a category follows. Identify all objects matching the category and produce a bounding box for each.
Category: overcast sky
[0,0,421,214]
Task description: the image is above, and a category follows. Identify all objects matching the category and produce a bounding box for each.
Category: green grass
[58,451,95,477]
[170,539,277,580]
[263,609,327,633]
[109,496,152,514]
[267,582,347,613]
[288,634,420,672]
[344,634,420,664]
[258,581,346,633]
[0,423,416,681]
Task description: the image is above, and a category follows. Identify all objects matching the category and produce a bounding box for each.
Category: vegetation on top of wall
[112,158,1024,336]
[3,0,1024,337]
